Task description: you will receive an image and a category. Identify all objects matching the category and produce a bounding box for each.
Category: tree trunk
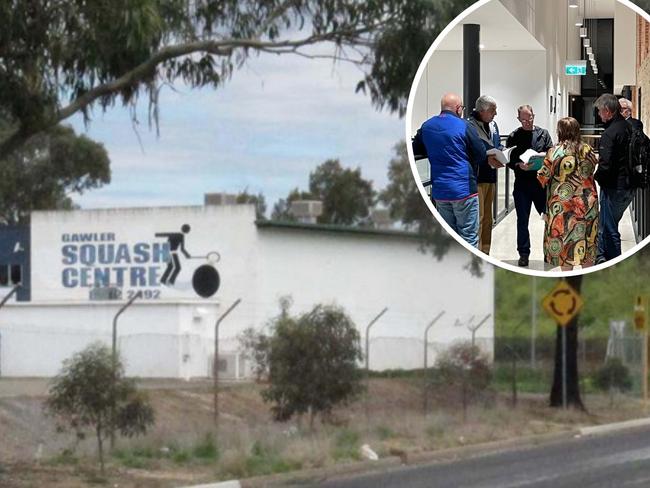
[550,275,585,409]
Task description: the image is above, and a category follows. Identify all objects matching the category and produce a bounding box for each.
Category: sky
[68,47,405,213]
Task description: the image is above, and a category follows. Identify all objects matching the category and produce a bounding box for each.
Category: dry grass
[2,379,650,487]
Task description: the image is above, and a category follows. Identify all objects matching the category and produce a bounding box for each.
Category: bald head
[440,93,464,117]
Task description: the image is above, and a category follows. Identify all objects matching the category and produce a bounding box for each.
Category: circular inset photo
[406,0,650,277]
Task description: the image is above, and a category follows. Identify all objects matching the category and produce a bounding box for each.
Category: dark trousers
[597,187,634,263]
[513,180,546,257]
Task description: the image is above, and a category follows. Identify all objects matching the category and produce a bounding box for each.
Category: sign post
[634,295,647,402]
[542,280,584,409]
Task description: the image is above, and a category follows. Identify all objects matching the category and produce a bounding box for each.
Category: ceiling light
[580,27,587,37]
[586,47,593,55]
[569,0,579,8]
[583,38,590,48]
[576,18,583,26]
[589,53,595,61]
[479,44,486,50]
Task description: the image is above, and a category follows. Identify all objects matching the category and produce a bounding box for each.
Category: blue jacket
[421,110,487,201]
[467,111,502,184]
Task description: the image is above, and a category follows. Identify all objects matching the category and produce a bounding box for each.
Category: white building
[0,203,494,378]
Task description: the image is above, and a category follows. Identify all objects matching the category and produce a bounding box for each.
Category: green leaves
[308,159,375,225]
[260,301,363,423]
[0,123,110,224]
[45,342,155,471]
[2,0,467,156]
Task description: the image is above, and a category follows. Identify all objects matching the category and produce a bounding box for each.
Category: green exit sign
[565,61,587,76]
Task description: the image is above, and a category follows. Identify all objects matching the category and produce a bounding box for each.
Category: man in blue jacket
[420,93,487,248]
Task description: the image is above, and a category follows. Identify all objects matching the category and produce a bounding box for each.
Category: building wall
[1,205,495,377]
[412,50,547,136]
[411,0,591,138]
[0,302,213,378]
[615,1,637,94]
[255,226,494,370]
[637,13,650,125]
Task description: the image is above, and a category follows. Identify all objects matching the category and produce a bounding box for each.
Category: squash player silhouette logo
[155,224,221,298]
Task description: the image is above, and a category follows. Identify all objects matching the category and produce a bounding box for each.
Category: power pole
[110,291,142,449]
[423,311,445,414]
[214,298,241,425]
[365,307,388,420]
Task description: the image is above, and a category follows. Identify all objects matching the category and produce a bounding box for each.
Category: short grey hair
[594,94,619,113]
[475,95,497,112]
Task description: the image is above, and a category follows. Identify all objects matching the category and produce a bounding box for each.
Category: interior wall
[615,0,638,92]
[410,50,547,137]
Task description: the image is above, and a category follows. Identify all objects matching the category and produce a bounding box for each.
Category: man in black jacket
[505,105,554,267]
[594,93,634,263]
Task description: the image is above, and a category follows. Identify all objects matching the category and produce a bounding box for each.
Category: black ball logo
[192,265,220,298]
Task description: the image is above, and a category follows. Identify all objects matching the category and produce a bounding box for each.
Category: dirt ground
[1,378,648,487]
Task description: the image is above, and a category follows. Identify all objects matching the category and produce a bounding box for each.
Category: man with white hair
[419,92,487,248]
[619,97,643,132]
[467,95,503,255]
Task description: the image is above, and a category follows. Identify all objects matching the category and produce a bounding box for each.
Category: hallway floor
[488,207,637,272]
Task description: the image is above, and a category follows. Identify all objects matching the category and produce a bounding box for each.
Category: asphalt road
[309,426,650,488]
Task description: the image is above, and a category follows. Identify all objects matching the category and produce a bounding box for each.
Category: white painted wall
[0,302,218,378]
[411,50,548,137]
[614,0,637,93]
[255,227,494,370]
[411,0,593,139]
[3,205,495,377]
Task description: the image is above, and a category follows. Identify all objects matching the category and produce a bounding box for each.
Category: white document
[519,148,547,164]
[486,146,516,166]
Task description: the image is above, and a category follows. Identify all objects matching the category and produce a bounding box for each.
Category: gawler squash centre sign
[29,206,255,301]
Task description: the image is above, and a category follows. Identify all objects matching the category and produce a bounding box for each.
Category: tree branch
[0,24,383,158]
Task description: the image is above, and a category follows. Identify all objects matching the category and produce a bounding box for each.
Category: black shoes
[518,255,529,267]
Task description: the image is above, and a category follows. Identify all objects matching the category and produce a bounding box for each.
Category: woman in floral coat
[537,117,599,270]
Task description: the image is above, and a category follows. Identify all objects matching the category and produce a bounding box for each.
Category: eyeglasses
[518,116,535,122]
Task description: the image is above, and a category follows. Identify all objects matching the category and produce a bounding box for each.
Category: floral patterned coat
[537,143,599,268]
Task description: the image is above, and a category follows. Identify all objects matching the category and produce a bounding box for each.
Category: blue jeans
[513,181,546,257]
[435,196,480,248]
[597,188,634,263]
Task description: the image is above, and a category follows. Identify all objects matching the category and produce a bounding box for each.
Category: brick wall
[637,14,650,122]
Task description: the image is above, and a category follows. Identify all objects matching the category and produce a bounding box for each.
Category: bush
[192,434,220,462]
[431,341,492,419]
[332,429,361,461]
[45,342,155,473]
[258,301,364,426]
[593,358,633,393]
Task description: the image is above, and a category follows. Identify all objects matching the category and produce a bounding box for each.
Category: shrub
[431,341,492,420]
[259,302,364,427]
[593,358,633,393]
[45,342,155,473]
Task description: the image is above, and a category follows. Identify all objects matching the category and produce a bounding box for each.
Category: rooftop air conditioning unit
[289,200,323,224]
[204,193,238,206]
